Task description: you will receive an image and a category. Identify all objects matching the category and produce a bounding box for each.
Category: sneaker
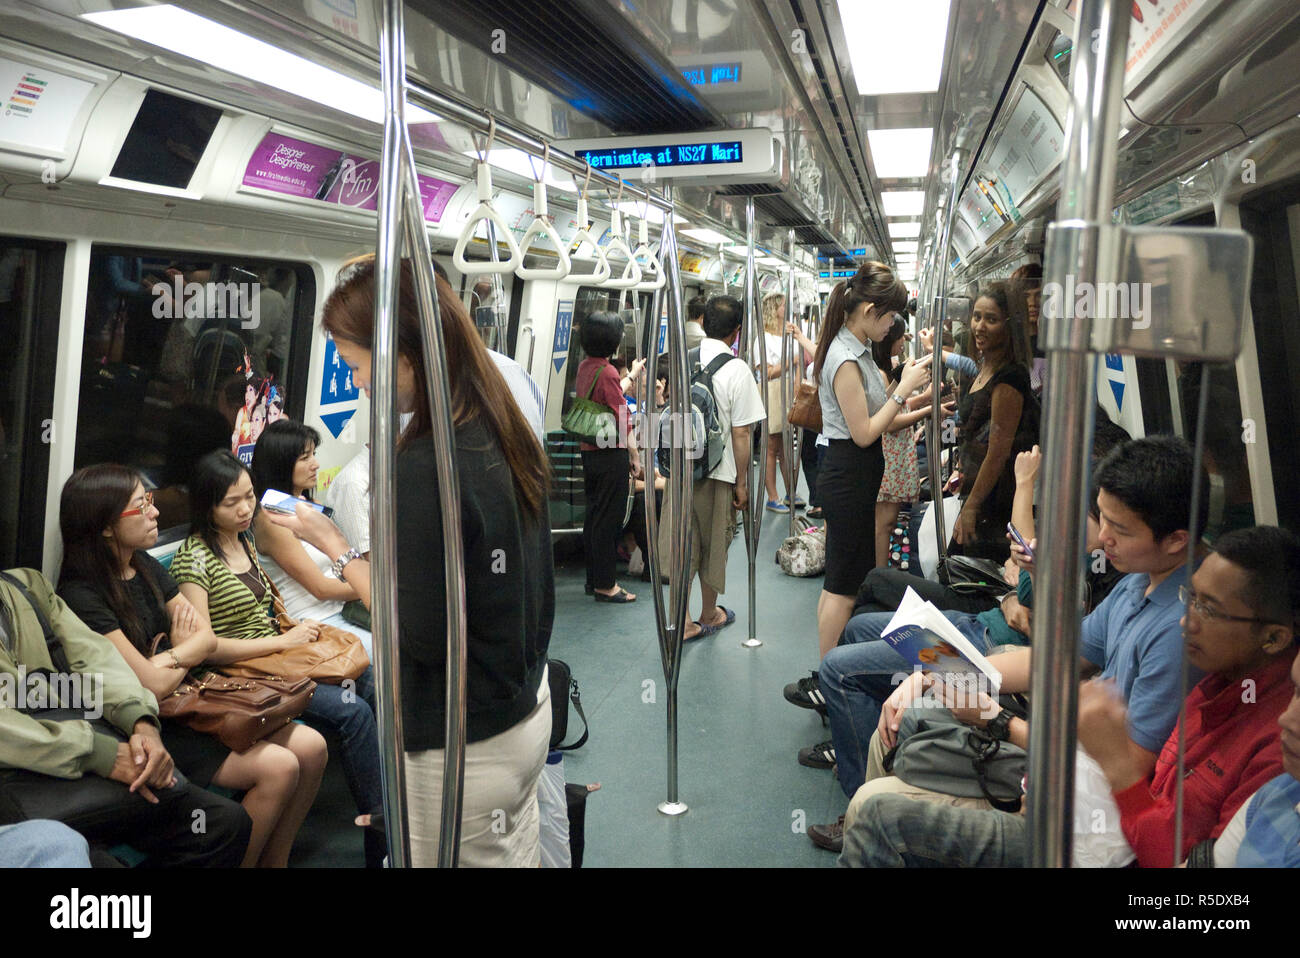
[808,815,845,853]
[765,499,790,513]
[783,672,827,713]
[798,740,836,769]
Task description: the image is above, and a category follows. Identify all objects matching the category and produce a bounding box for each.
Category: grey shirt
[818,326,889,440]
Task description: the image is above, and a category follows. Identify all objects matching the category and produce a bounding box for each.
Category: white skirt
[404,667,551,867]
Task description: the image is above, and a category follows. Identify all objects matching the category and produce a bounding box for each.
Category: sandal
[594,587,636,603]
[806,507,824,519]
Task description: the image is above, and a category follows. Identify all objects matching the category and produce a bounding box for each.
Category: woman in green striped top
[171,450,386,867]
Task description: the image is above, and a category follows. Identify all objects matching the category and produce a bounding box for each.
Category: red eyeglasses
[119,491,154,518]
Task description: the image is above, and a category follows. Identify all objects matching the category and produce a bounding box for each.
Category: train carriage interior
[1,0,1299,872]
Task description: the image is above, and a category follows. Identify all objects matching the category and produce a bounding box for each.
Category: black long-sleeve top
[395,421,554,750]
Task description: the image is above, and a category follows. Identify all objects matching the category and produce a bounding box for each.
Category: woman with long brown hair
[812,263,931,660]
[289,254,555,867]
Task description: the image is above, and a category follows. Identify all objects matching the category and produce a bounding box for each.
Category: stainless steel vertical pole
[740,197,765,648]
[640,183,692,815]
[1027,0,1130,868]
[928,151,964,562]
[783,230,800,539]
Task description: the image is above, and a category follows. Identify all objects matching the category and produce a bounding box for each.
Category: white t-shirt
[764,331,784,369]
[699,337,765,484]
[260,538,343,624]
[324,446,371,556]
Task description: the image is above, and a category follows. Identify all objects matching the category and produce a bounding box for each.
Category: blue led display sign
[576,141,744,171]
[681,62,743,86]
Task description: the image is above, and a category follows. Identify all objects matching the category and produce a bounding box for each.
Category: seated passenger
[840,523,1299,867]
[1208,640,1300,868]
[267,255,556,867]
[169,450,385,867]
[58,464,327,867]
[0,568,250,866]
[807,435,1204,850]
[250,419,372,654]
[0,820,91,868]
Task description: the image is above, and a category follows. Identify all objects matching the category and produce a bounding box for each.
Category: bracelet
[167,648,182,670]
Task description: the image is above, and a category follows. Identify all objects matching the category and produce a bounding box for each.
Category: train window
[559,287,650,416]
[0,239,61,569]
[110,89,224,190]
[74,247,315,540]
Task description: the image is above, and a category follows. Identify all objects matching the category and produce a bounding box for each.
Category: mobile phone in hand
[260,489,334,519]
[1007,522,1034,560]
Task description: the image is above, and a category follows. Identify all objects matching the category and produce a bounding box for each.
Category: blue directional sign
[320,409,357,440]
[553,299,574,373]
[321,338,360,405]
[1104,353,1125,411]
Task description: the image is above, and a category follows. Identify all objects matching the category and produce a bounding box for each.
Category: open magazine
[882,587,1002,694]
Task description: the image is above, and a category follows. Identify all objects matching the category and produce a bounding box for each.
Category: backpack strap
[555,673,589,751]
[0,571,71,674]
[702,353,736,377]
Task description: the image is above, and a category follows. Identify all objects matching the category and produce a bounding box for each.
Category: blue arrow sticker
[553,299,574,373]
[320,409,357,439]
[321,339,360,405]
[1104,353,1124,372]
[1109,379,1125,411]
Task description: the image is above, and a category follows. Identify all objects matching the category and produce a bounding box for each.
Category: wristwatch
[330,547,363,580]
[986,707,1015,742]
[891,391,907,407]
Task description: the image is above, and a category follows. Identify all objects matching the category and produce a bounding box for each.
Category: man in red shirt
[1078,525,1299,867]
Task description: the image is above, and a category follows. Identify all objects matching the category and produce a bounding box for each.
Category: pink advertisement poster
[242,132,460,223]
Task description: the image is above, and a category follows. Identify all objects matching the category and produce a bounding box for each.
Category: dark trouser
[78,775,251,868]
[300,666,385,867]
[801,429,822,506]
[626,487,663,563]
[850,566,997,620]
[582,448,628,591]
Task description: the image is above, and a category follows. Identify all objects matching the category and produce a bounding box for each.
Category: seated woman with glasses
[167,450,386,868]
[57,464,328,868]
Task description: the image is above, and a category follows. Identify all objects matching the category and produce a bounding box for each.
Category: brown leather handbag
[787,380,823,433]
[220,553,371,684]
[151,633,316,753]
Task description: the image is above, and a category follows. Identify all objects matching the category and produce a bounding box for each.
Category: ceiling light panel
[882,190,926,217]
[867,128,934,179]
[888,221,921,238]
[838,0,951,95]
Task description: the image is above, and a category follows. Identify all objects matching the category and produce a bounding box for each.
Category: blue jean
[821,610,993,798]
[839,793,1026,867]
[301,665,382,816]
[0,820,91,867]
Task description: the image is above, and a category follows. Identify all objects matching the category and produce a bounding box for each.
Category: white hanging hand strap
[453,119,522,276]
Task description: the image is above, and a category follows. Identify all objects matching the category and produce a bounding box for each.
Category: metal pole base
[657,800,689,816]
[741,637,763,648]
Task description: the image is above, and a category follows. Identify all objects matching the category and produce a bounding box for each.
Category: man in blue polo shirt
[837,435,1209,866]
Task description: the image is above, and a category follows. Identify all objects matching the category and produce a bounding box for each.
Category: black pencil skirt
[818,438,885,596]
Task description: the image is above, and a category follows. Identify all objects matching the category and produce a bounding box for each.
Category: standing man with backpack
[658,295,765,640]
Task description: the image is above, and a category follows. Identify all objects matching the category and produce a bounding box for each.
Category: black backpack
[658,349,739,481]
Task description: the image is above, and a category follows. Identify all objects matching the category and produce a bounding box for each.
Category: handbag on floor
[776,523,825,577]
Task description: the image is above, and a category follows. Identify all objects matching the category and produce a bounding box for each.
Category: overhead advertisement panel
[556,129,779,186]
[958,184,1004,245]
[983,86,1064,213]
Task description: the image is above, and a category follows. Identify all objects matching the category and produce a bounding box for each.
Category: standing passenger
[813,265,930,659]
[575,311,641,602]
[657,295,766,640]
[295,255,555,867]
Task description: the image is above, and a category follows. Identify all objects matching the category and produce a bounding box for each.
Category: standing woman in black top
[951,281,1038,560]
[57,463,327,868]
[299,254,555,867]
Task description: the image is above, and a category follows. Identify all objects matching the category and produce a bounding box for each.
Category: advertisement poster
[242,132,459,223]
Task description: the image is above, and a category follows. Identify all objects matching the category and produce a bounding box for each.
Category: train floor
[292,481,849,868]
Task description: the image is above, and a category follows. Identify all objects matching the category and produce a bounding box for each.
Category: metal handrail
[782,230,799,539]
[633,217,667,292]
[1027,0,1130,868]
[638,182,693,815]
[928,151,965,561]
[376,0,468,868]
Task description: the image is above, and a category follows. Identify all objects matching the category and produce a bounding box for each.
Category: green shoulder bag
[561,360,618,446]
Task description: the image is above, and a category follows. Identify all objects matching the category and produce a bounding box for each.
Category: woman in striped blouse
[170,450,385,867]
